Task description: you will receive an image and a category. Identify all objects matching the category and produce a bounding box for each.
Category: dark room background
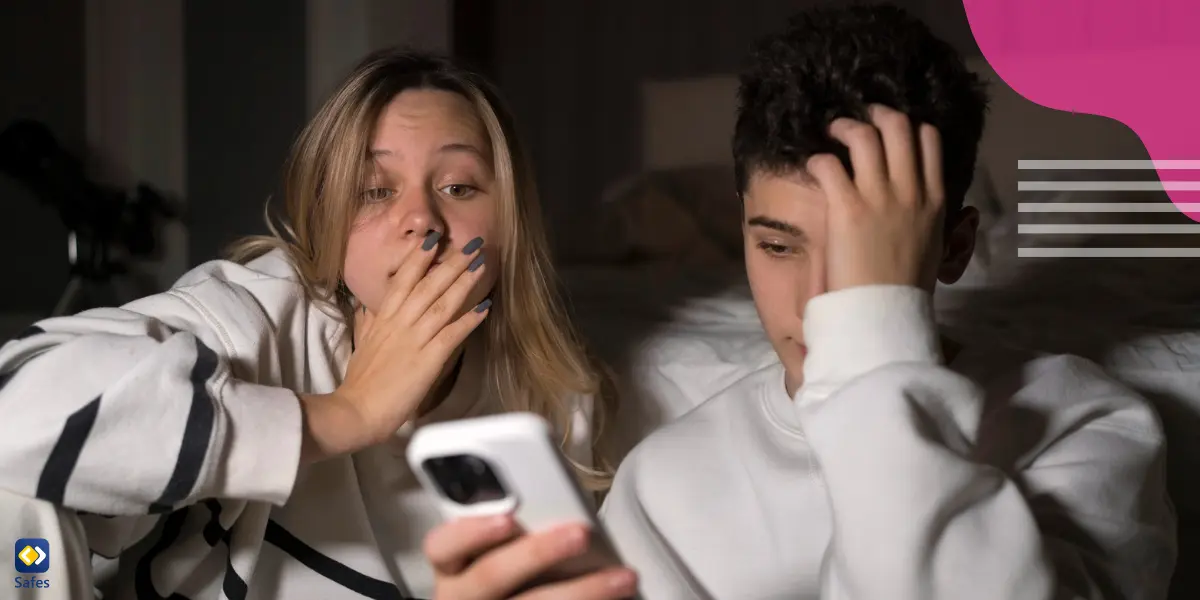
[0,0,978,336]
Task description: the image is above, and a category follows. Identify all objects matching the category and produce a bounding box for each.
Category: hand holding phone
[408,413,639,599]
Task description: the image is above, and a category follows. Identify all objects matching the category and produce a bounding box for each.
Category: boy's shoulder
[620,347,1164,478]
[962,345,1158,413]
[951,345,1165,449]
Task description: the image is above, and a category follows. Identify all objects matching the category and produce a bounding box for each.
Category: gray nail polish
[468,253,485,273]
[462,236,483,255]
[422,230,442,251]
[474,298,492,313]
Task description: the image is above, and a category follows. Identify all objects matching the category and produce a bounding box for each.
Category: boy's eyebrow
[747,216,805,238]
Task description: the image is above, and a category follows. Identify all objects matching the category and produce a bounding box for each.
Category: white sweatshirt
[0,250,594,600]
[600,286,1177,600]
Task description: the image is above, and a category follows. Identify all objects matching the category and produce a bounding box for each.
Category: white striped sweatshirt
[0,249,595,600]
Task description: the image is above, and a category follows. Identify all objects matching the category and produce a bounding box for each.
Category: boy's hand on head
[807,104,946,292]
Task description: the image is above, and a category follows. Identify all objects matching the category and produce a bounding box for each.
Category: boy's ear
[937,206,979,284]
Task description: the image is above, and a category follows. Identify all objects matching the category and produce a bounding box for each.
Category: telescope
[0,118,180,316]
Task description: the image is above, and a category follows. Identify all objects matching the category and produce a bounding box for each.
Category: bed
[559,56,1200,550]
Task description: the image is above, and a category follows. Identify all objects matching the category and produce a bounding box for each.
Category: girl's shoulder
[161,249,345,355]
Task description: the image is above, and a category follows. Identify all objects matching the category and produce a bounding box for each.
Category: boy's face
[742,169,978,395]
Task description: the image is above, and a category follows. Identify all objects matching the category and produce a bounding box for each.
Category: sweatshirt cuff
[799,285,941,404]
[214,379,303,505]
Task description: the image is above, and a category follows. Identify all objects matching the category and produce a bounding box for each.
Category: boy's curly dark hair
[733,3,990,213]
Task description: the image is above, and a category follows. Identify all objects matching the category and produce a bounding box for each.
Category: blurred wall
[0,1,85,323]
[184,0,308,265]
[185,0,453,265]
[487,0,980,260]
[0,0,972,329]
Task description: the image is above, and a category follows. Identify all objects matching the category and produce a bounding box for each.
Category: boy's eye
[439,184,476,199]
[361,188,394,203]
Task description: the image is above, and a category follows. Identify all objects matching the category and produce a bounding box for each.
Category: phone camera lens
[464,455,488,475]
[422,454,508,505]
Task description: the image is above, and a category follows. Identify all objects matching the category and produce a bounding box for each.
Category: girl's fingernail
[474,299,492,313]
[422,230,442,251]
[468,253,485,273]
[462,237,483,255]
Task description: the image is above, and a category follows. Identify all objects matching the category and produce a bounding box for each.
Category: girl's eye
[361,188,394,203]
[757,241,791,256]
[440,184,477,199]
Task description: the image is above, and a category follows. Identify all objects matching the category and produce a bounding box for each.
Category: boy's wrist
[799,285,941,399]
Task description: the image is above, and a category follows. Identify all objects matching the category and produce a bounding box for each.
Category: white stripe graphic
[1018,248,1200,258]
[1020,224,1200,234]
[1018,160,1200,170]
[1017,202,1200,212]
[1018,181,1200,192]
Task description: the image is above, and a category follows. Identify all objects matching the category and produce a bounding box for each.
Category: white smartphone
[407,412,628,590]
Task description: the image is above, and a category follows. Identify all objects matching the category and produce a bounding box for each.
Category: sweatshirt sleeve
[0,283,304,517]
[795,286,1176,600]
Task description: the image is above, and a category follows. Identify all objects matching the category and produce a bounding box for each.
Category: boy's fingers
[919,123,945,209]
[868,104,921,205]
[806,153,860,213]
[828,117,888,202]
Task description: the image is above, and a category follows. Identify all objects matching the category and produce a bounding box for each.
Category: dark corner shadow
[939,244,1200,598]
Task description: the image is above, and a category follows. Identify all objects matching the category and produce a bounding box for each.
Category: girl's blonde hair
[228,48,614,489]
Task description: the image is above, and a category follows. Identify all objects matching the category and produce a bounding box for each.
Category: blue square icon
[14,538,49,574]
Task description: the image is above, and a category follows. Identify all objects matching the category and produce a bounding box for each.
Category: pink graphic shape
[962,0,1200,221]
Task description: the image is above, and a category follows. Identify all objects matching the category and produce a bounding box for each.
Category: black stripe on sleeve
[220,527,249,600]
[201,499,226,546]
[196,499,249,600]
[135,507,190,600]
[36,395,102,504]
[264,520,405,600]
[149,339,218,514]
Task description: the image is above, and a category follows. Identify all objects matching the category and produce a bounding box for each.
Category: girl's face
[343,88,500,315]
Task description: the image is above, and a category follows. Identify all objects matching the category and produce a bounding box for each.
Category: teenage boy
[422,5,1177,600]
